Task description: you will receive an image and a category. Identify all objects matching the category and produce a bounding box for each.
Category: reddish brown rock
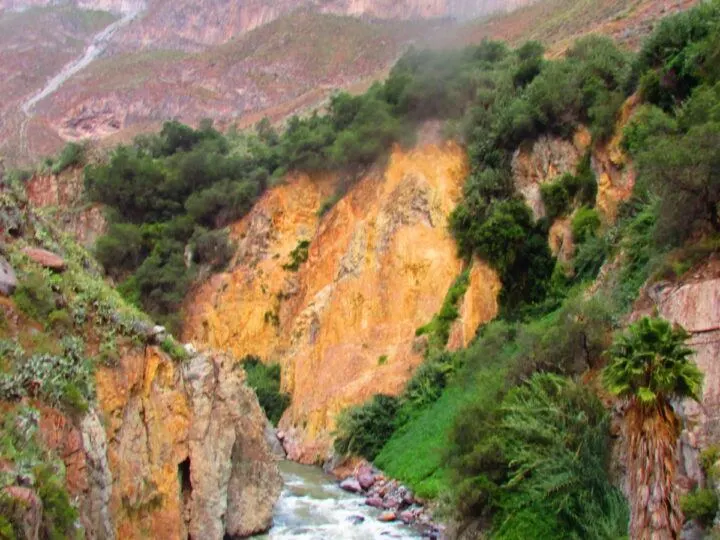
[365,495,384,508]
[22,248,66,271]
[378,511,397,522]
[3,486,43,540]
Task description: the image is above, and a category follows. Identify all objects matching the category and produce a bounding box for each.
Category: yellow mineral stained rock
[448,261,501,351]
[548,218,575,266]
[96,347,190,539]
[95,346,281,538]
[183,142,501,462]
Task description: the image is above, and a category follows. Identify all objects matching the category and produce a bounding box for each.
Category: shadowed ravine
[259,461,421,539]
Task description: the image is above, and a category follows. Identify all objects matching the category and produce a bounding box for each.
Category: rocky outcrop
[512,134,584,219]
[0,255,17,295]
[25,170,106,248]
[184,351,282,539]
[512,105,636,224]
[94,346,281,539]
[183,142,501,462]
[629,259,720,490]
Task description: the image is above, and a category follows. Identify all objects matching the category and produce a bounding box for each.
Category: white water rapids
[21,3,145,115]
[259,461,422,539]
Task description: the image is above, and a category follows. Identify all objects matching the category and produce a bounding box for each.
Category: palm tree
[603,316,703,540]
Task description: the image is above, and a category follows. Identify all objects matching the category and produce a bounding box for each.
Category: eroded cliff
[0,181,281,539]
[183,142,501,462]
[96,346,282,539]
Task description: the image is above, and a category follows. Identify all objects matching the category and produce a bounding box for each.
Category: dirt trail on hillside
[21,3,146,117]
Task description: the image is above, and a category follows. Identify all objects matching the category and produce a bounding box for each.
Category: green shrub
[681,489,718,527]
[334,394,400,461]
[190,228,234,270]
[540,180,570,220]
[47,309,73,332]
[283,240,310,272]
[35,463,79,540]
[416,270,470,348]
[51,142,85,175]
[450,373,628,538]
[241,356,291,426]
[572,207,602,243]
[573,234,609,282]
[160,337,188,363]
[12,271,56,323]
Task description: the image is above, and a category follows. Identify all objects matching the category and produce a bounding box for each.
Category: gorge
[1,0,720,539]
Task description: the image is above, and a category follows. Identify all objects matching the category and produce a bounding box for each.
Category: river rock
[378,511,397,522]
[340,477,363,493]
[265,421,286,459]
[22,247,66,271]
[357,466,376,490]
[348,515,365,525]
[399,510,416,524]
[365,495,384,508]
[0,256,17,296]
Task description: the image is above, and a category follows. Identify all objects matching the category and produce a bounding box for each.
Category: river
[258,461,422,539]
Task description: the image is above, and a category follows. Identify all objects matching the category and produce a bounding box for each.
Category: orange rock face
[96,347,191,539]
[183,142,500,462]
[94,346,281,538]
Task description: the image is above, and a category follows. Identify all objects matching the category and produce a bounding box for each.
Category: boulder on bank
[0,256,17,296]
[340,477,363,493]
[22,248,66,271]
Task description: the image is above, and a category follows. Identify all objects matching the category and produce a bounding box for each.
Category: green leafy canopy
[603,317,703,405]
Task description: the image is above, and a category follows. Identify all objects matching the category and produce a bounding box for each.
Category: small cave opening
[179,457,193,539]
[179,457,192,497]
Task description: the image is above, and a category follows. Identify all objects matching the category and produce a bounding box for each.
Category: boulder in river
[348,515,365,525]
[357,466,376,490]
[340,477,362,493]
[378,511,397,522]
[365,495,384,508]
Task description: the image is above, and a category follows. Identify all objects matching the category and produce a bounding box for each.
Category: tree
[637,121,720,244]
[603,317,703,539]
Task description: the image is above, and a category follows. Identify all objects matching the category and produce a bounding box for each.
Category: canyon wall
[33,346,282,539]
[623,259,720,497]
[183,141,501,463]
[94,346,281,538]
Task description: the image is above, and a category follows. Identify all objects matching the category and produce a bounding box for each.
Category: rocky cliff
[25,168,106,248]
[95,346,282,539]
[629,259,720,493]
[0,180,282,539]
[183,141,501,463]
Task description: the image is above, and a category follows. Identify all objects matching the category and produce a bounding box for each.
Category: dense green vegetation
[240,356,291,425]
[332,2,720,538]
[0,407,79,540]
[84,32,628,328]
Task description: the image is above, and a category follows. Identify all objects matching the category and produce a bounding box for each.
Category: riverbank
[329,458,444,539]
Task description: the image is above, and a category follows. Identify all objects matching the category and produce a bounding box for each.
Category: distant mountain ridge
[2,0,539,52]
